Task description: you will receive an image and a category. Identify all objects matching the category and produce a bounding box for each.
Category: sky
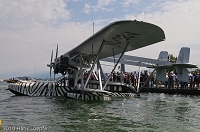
[0,0,200,79]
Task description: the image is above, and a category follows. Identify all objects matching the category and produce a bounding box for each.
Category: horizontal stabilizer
[100,57,151,67]
[173,63,197,68]
[101,53,171,67]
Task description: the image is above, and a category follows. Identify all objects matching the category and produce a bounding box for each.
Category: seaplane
[8,20,165,100]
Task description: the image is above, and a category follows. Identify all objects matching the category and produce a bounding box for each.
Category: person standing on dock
[144,70,149,88]
[113,71,117,81]
[175,74,179,89]
[197,72,200,89]
[105,73,109,81]
[169,71,174,89]
[133,71,137,87]
[188,71,193,89]
[150,73,155,88]
[193,71,199,89]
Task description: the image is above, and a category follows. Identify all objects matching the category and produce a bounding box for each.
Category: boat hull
[8,81,136,100]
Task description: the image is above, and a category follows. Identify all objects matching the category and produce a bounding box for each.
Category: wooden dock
[140,87,200,95]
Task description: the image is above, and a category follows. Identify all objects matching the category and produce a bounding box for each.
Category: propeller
[47,44,72,80]
[47,44,58,80]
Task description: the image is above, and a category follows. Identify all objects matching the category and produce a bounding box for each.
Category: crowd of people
[105,70,152,87]
[164,70,200,89]
[83,69,200,89]
[83,70,154,88]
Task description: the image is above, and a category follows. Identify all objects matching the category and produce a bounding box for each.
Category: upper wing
[62,20,165,63]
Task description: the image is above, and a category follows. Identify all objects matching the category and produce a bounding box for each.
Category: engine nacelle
[54,55,78,75]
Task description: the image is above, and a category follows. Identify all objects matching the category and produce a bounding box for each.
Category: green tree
[168,54,177,63]
[166,54,178,74]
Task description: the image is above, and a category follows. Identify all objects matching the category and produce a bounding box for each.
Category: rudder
[176,47,190,64]
[158,51,168,62]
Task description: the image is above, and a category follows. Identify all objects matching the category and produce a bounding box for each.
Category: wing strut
[103,41,129,90]
[83,40,106,89]
[112,48,115,65]
[73,70,79,89]
[97,60,106,81]
[137,66,141,93]
[97,60,103,90]
[79,54,84,89]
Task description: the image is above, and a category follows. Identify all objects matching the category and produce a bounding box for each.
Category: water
[1,81,200,132]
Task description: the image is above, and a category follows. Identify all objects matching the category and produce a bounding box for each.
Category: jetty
[140,87,200,95]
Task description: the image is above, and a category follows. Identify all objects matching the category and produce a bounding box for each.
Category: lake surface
[1,81,200,132]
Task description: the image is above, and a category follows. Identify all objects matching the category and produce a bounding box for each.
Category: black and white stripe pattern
[110,92,135,97]
[65,92,111,101]
[8,82,136,100]
[8,82,69,96]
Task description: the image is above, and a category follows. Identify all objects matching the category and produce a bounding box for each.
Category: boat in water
[5,78,18,83]
[6,77,36,83]
[0,78,3,82]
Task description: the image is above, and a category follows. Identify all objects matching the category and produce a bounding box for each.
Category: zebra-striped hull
[65,88,112,101]
[8,82,69,96]
[8,82,136,100]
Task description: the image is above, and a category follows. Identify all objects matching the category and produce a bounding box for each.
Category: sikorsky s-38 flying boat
[8,20,165,100]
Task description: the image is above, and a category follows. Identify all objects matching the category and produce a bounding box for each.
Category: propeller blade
[50,50,53,79]
[55,44,58,62]
[54,44,58,81]
[51,50,53,64]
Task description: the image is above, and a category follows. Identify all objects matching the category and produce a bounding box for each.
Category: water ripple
[1,83,200,131]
